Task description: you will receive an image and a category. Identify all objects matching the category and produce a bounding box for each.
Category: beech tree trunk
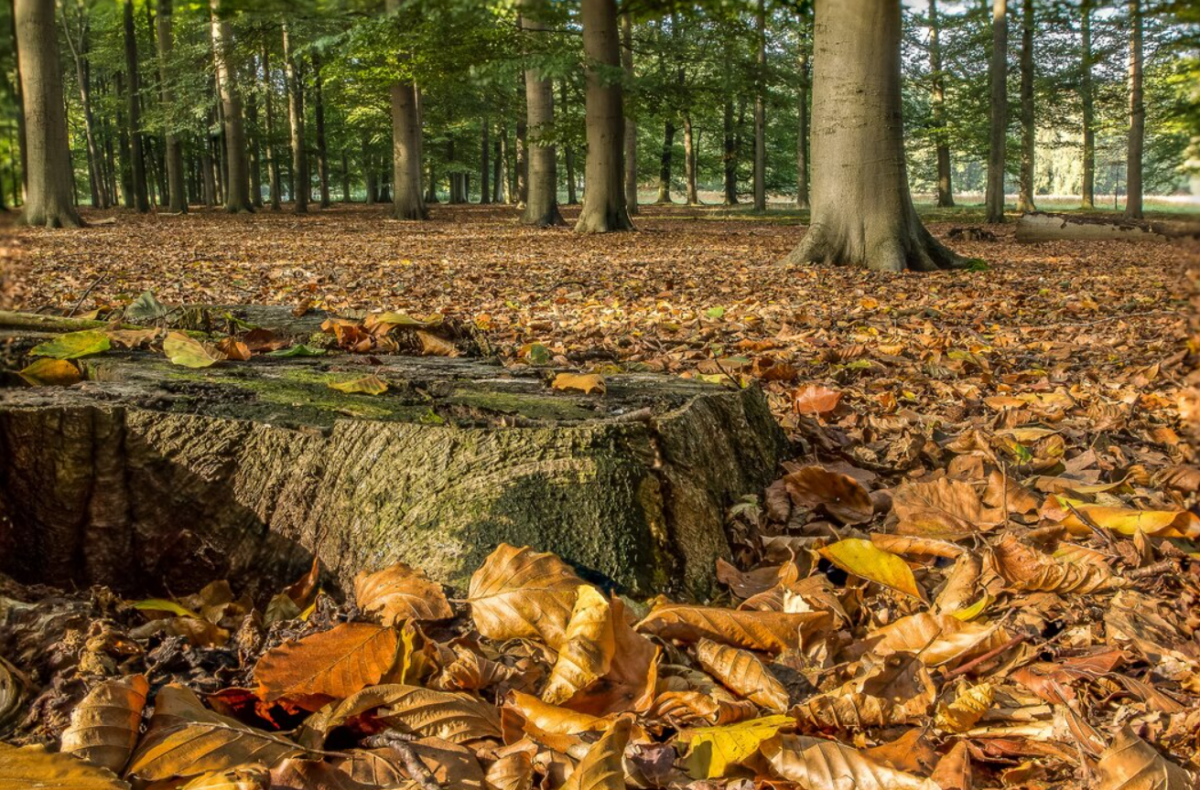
[1124,0,1143,220]
[1080,0,1094,210]
[656,121,674,203]
[621,12,637,216]
[210,0,252,213]
[313,53,330,208]
[124,0,148,212]
[515,116,527,206]
[479,120,490,204]
[156,0,185,212]
[61,5,104,209]
[519,1,562,226]
[795,10,809,210]
[8,0,28,201]
[282,21,307,213]
[246,80,262,208]
[929,0,953,208]
[985,0,1007,223]
[576,0,632,233]
[683,114,698,205]
[15,0,81,227]
[782,0,963,272]
[1016,0,1036,214]
[753,0,766,212]
[723,96,737,205]
[261,43,280,211]
[497,123,510,203]
[341,150,350,202]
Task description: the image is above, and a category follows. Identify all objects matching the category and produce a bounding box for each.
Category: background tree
[576,0,631,233]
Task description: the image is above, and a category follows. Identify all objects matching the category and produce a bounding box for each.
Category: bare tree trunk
[753,0,766,212]
[1016,0,1035,213]
[515,116,527,206]
[1080,0,1094,210]
[385,0,425,219]
[479,119,490,204]
[15,0,81,226]
[795,9,809,210]
[246,73,262,208]
[124,0,148,211]
[985,0,1007,222]
[60,2,103,208]
[782,0,962,271]
[575,0,632,233]
[156,0,185,212]
[363,135,376,205]
[723,97,737,205]
[261,42,280,211]
[929,0,954,208]
[210,0,251,212]
[621,11,637,215]
[313,52,330,208]
[519,1,562,226]
[1124,0,1143,220]
[341,149,350,202]
[282,21,306,213]
[497,122,510,204]
[683,114,698,205]
[655,121,674,204]
[9,0,28,200]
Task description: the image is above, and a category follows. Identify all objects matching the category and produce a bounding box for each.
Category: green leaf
[164,333,223,369]
[18,358,82,387]
[820,538,926,601]
[705,306,726,319]
[328,375,389,395]
[30,330,110,360]
[131,599,202,619]
[678,715,793,779]
[267,344,327,358]
[125,291,169,323]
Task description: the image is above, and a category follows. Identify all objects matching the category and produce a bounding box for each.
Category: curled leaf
[60,675,149,771]
[820,539,926,601]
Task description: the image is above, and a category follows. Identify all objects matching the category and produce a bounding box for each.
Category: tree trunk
[492,137,502,202]
[341,150,350,202]
[246,78,262,208]
[363,136,376,205]
[123,0,148,212]
[519,1,563,226]
[313,53,330,208]
[795,10,810,211]
[115,71,133,207]
[575,0,632,233]
[479,120,490,204]
[723,97,737,205]
[261,43,280,211]
[515,116,528,206]
[753,0,766,212]
[155,0,186,212]
[209,0,251,212]
[497,123,510,204]
[1079,0,1094,210]
[929,0,953,208]
[985,0,1007,223]
[200,132,215,206]
[782,0,963,271]
[1016,0,1035,214]
[683,114,698,205]
[655,120,674,204]
[8,0,28,200]
[385,1,425,220]
[621,11,637,216]
[1124,0,1143,220]
[15,0,81,226]
[61,7,104,209]
[282,21,307,213]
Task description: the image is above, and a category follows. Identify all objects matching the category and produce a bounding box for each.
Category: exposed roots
[781,220,967,272]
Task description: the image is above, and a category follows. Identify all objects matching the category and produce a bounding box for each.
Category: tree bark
[575,0,632,233]
[341,149,350,202]
[8,0,28,200]
[479,119,490,204]
[683,114,698,205]
[15,0,81,227]
[155,0,185,212]
[246,72,262,208]
[1124,0,1143,220]
[753,0,766,212]
[124,0,148,212]
[1080,0,1094,210]
[655,120,674,203]
[497,122,510,203]
[621,11,637,216]
[261,43,280,211]
[515,116,527,206]
[313,52,330,208]
[209,0,251,212]
[1016,0,1036,214]
[282,21,307,213]
[985,0,1007,223]
[782,0,963,271]
[519,1,562,226]
[385,0,425,219]
[363,135,376,205]
[60,1,104,208]
[795,9,809,210]
[929,0,953,208]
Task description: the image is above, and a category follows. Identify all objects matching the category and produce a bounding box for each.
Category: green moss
[446,386,599,422]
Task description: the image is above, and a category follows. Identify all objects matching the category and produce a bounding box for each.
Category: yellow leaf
[1055,498,1200,540]
[677,715,792,779]
[542,585,615,705]
[935,683,994,733]
[131,598,203,619]
[30,329,110,360]
[354,562,454,623]
[180,765,268,789]
[0,744,129,789]
[562,717,632,790]
[417,330,458,357]
[18,358,81,387]
[467,544,584,650]
[820,539,926,601]
[164,332,224,368]
[552,372,606,395]
[327,375,389,395]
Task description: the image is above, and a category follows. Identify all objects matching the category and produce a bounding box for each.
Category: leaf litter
[1,205,1199,787]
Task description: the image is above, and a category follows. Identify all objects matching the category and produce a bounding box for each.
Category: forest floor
[4,203,1200,787]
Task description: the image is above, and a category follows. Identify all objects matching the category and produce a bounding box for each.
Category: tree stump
[0,308,785,601]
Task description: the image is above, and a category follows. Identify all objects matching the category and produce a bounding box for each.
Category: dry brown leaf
[0,744,129,789]
[987,533,1122,594]
[561,717,632,790]
[763,734,940,790]
[870,612,1007,668]
[542,585,616,705]
[792,653,936,729]
[254,623,404,707]
[417,330,458,357]
[354,562,454,624]
[1094,726,1194,790]
[935,683,994,733]
[783,466,873,525]
[467,544,584,650]
[929,741,973,790]
[126,685,302,781]
[375,686,503,744]
[893,477,999,538]
[636,603,831,654]
[180,765,269,789]
[695,639,788,713]
[60,674,149,772]
[792,384,842,416]
[485,752,534,790]
[215,337,252,361]
[503,690,606,736]
[560,596,660,715]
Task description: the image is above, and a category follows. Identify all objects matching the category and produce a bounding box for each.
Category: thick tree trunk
[15,0,81,227]
[1080,0,1094,210]
[492,138,501,202]
[210,0,252,213]
[929,0,953,208]
[8,0,28,200]
[341,150,351,202]
[384,1,425,220]
[246,80,262,208]
[723,98,737,206]
[575,0,632,233]
[282,21,307,213]
[655,120,674,204]
[520,2,562,226]
[200,131,216,206]
[795,11,810,211]
[123,0,148,212]
[1124,0,1143,220]
[782,0,963,272]
[683,114,698,205]
[261,43,280,211]
[479,120,490,204]
[621,12,637,216]
[156,0,186,212]
[985,0,1007,223]
[753,0,766,212]
[313,53,330,208]
[1016,0,1036,214]
[497,123,510,203]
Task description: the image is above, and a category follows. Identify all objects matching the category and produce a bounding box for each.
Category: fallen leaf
[254,623,405,707]
[467,544,584,649]
[327,375,388,395]
[695,639,788,712]
[783,466,874,525]
[354,562,454,623]
[0,743,129,789]
[542,585,615,705]
[1094,726,1193,790]
[30,329,110,360]
[561,717,632,790]
[60,675,149,772]
[18,358,81,386]
[164,332,224,368]
[677,715,792,779]
[552,372,606,395]
[762,734,940,790]
[792,384,842,416]
[820,539,926,601]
